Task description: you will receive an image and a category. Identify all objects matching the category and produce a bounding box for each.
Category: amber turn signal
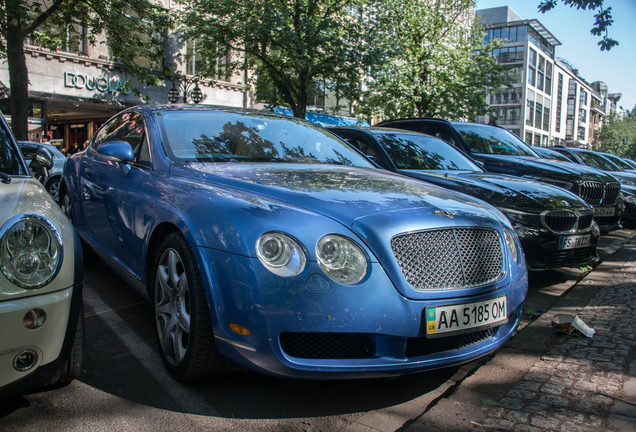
[228,323,251,336]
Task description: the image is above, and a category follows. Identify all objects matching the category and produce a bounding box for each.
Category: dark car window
[93,112,146,151]
[0,124,24,175]
[454,123,538,157]
[603,153,633,170]
[419,124,457,146]
[534,148,572,162]
[373,132,482,171]
[381,121,423,132]
[577,151,620,171]
[551,149,578,163]
[157,111,374,167]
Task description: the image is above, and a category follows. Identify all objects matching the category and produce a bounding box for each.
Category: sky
[475,0,636,112]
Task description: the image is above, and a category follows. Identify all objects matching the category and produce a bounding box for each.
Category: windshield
[0,121,26,176]
[158,111,374,168]
[535,148,571,162]
[454,123,538,157]
[577,151,620,171]
[603,153,633,170]
[373,132,482,171]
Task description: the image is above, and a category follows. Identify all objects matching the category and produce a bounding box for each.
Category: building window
[543,107,550,131]
[525,132,533,144]
[186,41,232,81]
[578,126,586,141]
[545,62,553,96]
[528,49,537,87]
[526,100,534,126]
[566,118,574,139]
[535,102,543,128]
[537,56,545,92]
[493,46,524,63]
[534,134,541,146]
[579,108,587,124]
[555,73,563,133]
[580,90,588,106]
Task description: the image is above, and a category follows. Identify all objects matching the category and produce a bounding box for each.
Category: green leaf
[481,399,502,406]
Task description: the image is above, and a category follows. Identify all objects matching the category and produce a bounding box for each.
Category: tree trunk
[6,0,29,141]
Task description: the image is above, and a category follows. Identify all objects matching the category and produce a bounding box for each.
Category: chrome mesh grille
[391,228,504,291]
[543,211,577,232]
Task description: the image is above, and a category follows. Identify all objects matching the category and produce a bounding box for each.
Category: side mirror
[29,147,54,182]
[96,141,134,164]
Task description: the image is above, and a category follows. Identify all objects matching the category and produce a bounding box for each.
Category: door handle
[84,168,95,177]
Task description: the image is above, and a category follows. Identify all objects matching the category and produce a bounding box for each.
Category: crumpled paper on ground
[551,314,595,338]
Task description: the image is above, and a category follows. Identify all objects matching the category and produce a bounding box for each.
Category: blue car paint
[62,105,527,379]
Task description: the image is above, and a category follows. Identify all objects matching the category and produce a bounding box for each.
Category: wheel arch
[144,221,182,298]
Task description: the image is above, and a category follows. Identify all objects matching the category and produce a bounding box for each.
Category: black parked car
[532,146,572,162]
[375,119,623,234]
[328,127,599,271]
[550,147,636,185]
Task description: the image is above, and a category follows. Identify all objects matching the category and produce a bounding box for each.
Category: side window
[558,151,577,163]
[135,135,151,167]
[92,112,146,151]
[387,121,422,132]
[420,124,456,146]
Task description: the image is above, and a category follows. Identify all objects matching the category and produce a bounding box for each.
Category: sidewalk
[402,236,636,431]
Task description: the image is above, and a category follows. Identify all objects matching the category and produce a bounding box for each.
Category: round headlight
[1,215,63,289]
[316,235,367,284]
[256,232,306,277]
[503,227,519,265]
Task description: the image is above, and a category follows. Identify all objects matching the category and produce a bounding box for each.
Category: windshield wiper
[1,171,11,184]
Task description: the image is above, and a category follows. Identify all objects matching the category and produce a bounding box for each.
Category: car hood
[475,155,618,183]
[172,163,507,228]
[399,170,588,211]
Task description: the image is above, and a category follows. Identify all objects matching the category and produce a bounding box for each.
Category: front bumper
[197,248,527,379]
[515,227,600,270]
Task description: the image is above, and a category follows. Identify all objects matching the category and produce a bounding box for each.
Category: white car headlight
[1,214,63,289]
[256,232,306,277]
[316,235,367,284]
[503,227,519,265]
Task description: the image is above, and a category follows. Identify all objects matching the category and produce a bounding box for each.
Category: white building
[476,6,615,149]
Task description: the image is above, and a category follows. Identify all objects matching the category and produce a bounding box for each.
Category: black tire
[153,232,227,381]
[46,176,62,202]
[60,188,99,265]
[51,302,85,388]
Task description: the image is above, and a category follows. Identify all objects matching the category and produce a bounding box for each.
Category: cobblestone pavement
[405,238,636,432]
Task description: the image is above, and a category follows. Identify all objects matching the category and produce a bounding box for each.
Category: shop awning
[270,107,369,127]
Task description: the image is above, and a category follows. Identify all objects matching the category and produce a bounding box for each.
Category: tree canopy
[595,106,636,158]
[0,0,171,140]
[538,0,617,51]
[177,0,370,120]
[358,0,512,121]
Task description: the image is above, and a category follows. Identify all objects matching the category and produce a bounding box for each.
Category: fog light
[14,350,38,372]
[228,323,251,336]
[23,308,46,329]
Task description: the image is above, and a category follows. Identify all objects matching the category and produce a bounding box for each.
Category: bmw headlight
[503,227,519,264]
[621,179,636,187]
[1,214,63,289]
[623,193,636,205]
[316,235,367,284]
[256,232,306,277]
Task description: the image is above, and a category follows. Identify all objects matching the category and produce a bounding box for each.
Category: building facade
[476,6,611,149]
[0,0,247,152]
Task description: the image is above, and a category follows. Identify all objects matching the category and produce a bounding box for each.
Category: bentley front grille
[391,228,504,291]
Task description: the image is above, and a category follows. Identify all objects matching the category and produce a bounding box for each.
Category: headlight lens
[1,215,63,289]
[621,179,636,187]
[256,232,306,277]
[316,235,367,284]
[503,227,519,264]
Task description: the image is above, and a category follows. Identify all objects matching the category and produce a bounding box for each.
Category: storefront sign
[70,124,86,128]
[64,72,132,95]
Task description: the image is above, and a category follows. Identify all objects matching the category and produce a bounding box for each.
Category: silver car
[17,141,67,202]
[0,115,84,399]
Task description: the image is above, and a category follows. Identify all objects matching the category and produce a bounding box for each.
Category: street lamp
[167,75,204,104]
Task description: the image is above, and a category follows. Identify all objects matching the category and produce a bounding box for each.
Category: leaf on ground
[481,399,501,406]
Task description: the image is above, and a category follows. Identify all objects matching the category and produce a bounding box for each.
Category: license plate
[426,296,507,338]
[594,207,615,217]
[558,234,591,250]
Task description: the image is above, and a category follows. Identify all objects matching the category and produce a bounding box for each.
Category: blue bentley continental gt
[60,105,527,380]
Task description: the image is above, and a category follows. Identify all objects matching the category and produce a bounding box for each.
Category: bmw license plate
[594,207,615,217]
[558,234,591,250]
[426,296,507,338]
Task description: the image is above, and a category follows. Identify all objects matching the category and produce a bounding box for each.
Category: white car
[0,114,84,399]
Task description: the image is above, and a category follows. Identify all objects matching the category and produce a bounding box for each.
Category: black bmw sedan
[328,126,600,271]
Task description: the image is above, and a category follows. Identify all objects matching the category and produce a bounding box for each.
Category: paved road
[1,230,633,431]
